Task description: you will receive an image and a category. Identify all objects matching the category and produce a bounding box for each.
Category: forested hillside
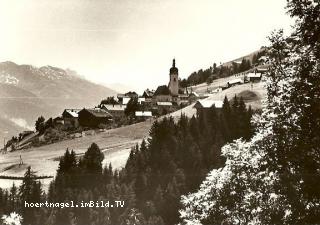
[180,49,266,87]
[0,96,253,225]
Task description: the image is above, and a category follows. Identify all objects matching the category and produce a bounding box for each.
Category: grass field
[0,78,266,191]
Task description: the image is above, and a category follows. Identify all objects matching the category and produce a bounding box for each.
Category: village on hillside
[2,57,267,152]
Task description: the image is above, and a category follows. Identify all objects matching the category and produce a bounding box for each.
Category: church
[153,59,181,103]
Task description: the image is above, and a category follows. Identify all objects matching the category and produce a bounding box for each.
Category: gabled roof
[101,104,126,111]
[228,78,243,85]
[81,108,113,118]
[135,111,152,117]
[194,100,223,109]
[122,97,131,105]
[154,85,170,96]
[117,94,126,98]
[125,91,138,96]
[63,109,80,118]
[247,73,262,78]
[157,102,173,106]
[143,89,155,97]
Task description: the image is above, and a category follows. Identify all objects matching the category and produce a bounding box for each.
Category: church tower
[168,58,179,96]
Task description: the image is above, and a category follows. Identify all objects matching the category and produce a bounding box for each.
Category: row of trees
[1,95,254,225]
[180,50,266,88]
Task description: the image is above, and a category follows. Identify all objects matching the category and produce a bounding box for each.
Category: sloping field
[0,79,266,190]
[0,121,153,189]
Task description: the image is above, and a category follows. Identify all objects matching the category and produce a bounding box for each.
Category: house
[246,73,262,82]
[142,89,155,101]
[117,94,132,105]
[100,104,126,118]
[62,109,80,128]
[135,111,152,119]
[156,101,173,114]
[188,92,199,103]
[53,117,64,126]
[138,97,146,104]
[153,85,172,102]
[125,91,139,99]
[117,94,126,102]
[193,100,223,118]
[78,108,113,128]
[255,67,268,74]
[227,78,243,87]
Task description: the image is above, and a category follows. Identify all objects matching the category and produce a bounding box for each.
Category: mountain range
[0,61,116,142]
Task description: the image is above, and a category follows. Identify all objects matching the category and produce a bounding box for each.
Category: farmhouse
[247,73,262,82]
[255,67,268,74]
[125,91,139,99]
[100,104,126,118]
[142,89,155,102]
[53,117,64,126]
[62,109,80,128]
[188,92,199,103]
[227,78,243,87]
[193,100,223,118]
[78,108,112,128]
[135,111,152,120]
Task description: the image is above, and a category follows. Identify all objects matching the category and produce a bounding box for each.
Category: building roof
[154,85,171,96]
[228,78,243,85]
[157,102,173,106]
[194,100,223,109]
[101,104,126,111]
[170,59,178,74]
[122,97,131,105]
[81,108,113,118]
[125,91,138,96]
[117,94,126,98]
[247,73,262,78]
[138,97,145,103]
[189,92,199,97]
[256,68,268,72]
[142,89,155,98]
[135,111,152,117]
[63,109,81,118]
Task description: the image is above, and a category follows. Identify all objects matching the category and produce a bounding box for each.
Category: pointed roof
[154,85,170,96]
[170,58,178,74]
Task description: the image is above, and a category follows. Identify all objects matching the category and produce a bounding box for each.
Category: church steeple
[170,58,178,75]
[168,58,179,96]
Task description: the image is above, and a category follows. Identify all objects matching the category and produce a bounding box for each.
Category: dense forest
[0,96,254,225]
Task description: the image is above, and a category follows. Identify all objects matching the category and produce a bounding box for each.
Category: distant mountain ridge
[0,61,116,141]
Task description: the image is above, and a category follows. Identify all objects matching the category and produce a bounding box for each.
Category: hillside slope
[0,75,266,190]
[0,62,116,142]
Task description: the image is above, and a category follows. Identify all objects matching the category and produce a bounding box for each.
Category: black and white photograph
[0,0,319,224]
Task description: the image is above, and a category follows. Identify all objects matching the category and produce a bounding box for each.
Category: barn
[247,73,262,82]
[78,108,113,128]
[100,104,126,118]
[62,109,80,128]
[193,100,223,118]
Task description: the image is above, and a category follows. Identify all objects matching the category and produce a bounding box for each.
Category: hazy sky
[0,0,293,92]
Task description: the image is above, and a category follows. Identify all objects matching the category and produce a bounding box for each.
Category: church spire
[170,58,178,74]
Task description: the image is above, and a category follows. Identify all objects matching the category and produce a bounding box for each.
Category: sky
[0,0,294,93]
